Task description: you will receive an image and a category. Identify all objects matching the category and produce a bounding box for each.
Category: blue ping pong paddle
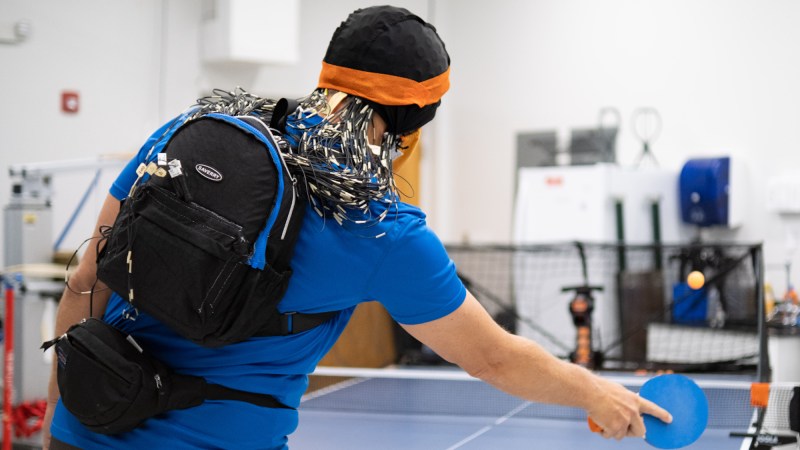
[588,374,709,449]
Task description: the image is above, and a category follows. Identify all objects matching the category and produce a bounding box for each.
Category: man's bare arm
[42,193,120,449]
[402,292,672,440]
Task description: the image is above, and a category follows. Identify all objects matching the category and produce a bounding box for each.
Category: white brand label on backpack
[195,164,223,182]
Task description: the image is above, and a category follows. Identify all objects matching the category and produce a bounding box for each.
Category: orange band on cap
[318,62,449,107]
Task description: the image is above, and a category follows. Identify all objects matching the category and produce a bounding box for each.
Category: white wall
[1,0,799,288]
[434,0,800,288]
[1,0,165,263]
[0,0,428,260]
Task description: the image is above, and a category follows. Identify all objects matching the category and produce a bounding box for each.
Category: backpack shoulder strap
[269,98,300,133]
[277,311,338,335]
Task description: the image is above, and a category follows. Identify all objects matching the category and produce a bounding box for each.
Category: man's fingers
[627,413,646,438]
[639,396,673,424]
[601,427,626,441]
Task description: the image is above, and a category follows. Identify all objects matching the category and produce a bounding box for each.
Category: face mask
[327,91,348,113]
[392,129,421,170]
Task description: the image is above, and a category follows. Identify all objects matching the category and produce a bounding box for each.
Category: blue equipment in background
[672,282,708,325]
[679,157,730,227]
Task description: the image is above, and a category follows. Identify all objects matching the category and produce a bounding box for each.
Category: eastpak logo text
[195,164,223,182]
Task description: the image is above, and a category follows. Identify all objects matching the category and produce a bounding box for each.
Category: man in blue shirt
[44,5,670,449]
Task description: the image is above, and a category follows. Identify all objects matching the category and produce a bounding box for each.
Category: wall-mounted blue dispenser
[679,157,739,228]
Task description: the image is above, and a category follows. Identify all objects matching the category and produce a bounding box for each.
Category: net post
[754,244,771,383]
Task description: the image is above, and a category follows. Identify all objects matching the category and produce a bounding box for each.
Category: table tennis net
[305,367,799,436]
[438,243,766,375]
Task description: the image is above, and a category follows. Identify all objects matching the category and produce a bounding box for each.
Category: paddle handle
[588,417,603,433]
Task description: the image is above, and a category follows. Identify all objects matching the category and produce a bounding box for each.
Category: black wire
[160,88,404,238]
[283,94,403,236]
[64,231,113,319]
[64,234,110,297]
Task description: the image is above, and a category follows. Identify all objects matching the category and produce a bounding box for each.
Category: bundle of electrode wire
[192,87,402,237]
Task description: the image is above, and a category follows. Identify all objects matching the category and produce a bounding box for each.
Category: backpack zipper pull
[168,159,193,202]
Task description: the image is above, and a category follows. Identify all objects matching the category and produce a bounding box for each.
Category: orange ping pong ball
[687,271,705,290]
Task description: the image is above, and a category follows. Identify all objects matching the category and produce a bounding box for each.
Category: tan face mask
[327,91,348,111]
[393,129,421,170]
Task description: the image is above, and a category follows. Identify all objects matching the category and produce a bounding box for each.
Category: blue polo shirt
[50,124,466,449]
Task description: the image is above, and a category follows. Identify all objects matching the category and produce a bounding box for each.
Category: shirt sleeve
[365,216,466,325]
[109,113,188,200]
[109,156,143,200]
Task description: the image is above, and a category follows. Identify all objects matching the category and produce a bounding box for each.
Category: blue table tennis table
[291,369,761,450]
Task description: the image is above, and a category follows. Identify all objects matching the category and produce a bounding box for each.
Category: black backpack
[97,110,332,347]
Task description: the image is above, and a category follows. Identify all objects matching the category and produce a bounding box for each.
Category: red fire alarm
[61,91,80,113]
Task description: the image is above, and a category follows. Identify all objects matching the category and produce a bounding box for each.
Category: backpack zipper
[251,116,298,241]
[268,128,297,240]
[280,175,297,240]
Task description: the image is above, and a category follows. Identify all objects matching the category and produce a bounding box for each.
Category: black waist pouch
[43,318,291,435]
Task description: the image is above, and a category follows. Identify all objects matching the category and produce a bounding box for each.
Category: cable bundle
[194,87,277,119]
[192,88,400,237]
[286,92,399,234]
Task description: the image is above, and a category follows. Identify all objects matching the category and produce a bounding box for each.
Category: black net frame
[442,242,768,379]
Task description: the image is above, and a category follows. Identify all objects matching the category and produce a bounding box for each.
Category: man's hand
[587,377,673,440]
